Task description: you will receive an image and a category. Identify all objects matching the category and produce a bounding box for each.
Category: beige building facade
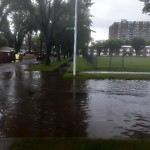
[109,19,150,41]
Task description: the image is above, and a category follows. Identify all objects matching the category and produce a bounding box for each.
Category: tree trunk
[63,46,66,59]
[14,37,23,53]
[57,45,61,61]
[40,39,43,54]
[136,49,140,56]
[28,32,32,53]
[45,41,51,65]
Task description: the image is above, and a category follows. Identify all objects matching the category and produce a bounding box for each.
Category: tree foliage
[12,11,37,53]
[0,0,93,65]
[102,39,124,55]
[0,36,8,47]
[139,0,150,14]
[105,39,123,68]
[130,38,145,56]
[91,40,105,55]
[0,16,13,46]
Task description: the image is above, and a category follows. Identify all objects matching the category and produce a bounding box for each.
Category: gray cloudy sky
[90,0,150,41]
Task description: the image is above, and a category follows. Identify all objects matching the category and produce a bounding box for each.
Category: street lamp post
[73,0,78,77]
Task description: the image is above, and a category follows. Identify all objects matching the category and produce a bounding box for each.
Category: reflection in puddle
[1,62,150,139]
[0,72,14,80]
[86,80,150,139]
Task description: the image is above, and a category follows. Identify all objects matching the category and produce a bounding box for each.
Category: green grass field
[68,56,94,72]
[65,56,150,79]
[97,56,150,72]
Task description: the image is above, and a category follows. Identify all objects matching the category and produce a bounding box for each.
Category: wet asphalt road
[0,60,88,138]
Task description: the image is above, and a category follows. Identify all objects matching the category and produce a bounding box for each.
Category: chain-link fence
[84,54,98,69]
[84,55,150,72]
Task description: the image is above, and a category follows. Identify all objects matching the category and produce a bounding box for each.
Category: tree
[106,39,123,68]
[76,0,93,54]
[0,0,38,53]
[0,16,13,47]
[12,11,35,53]
[91,40,104,55]
[0,0,64,64]
[130,38,145,56]
[146,40,150,45]
[58,0,93,57]
[0,36,8,47]
[139,0,150,14]
[107,39,123,56]
[0,0,93,65]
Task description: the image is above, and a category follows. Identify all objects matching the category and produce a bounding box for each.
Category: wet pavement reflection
[1,60,150,139]
[86,80,150,139]
[0,60,88,137]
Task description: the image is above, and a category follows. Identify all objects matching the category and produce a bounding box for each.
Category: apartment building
[109,19,150,41]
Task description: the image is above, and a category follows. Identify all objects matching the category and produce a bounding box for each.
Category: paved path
[0,60,35,150]
[0,138,18,150]
[80,71,150,75]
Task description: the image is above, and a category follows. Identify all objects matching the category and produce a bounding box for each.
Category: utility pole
[73,0,78,77]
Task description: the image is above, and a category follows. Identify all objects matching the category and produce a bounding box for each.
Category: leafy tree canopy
[139,0,150,14]
[106,39,124,51]
[0,36,8,47]
[0,0,93,64]
[130,37,145,55]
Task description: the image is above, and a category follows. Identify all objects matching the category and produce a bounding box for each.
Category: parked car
[18,49,26,56]
[36,53,45,61]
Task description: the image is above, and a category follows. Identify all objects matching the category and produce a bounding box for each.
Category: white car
[18,50,26,55]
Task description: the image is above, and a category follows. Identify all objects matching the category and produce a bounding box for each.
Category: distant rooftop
[0,47,14,52]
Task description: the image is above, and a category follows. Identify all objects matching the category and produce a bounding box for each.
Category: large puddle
[86,80,150,139]
[0,61,150,139]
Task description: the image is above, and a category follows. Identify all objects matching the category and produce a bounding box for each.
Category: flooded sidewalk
[0,60,150,139]
[80,71,150,75]
[0,138,18,150]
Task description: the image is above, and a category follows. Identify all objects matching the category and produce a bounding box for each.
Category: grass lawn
[97,56,150,72]
[12,138,150,150]
[64,56,150,80]
[68,56,94,73]
[26,58,71,72]
[65,73,150,80]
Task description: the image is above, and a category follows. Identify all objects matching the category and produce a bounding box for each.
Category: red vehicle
[36,53,45,61]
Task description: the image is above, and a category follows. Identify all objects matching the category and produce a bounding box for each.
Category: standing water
[0,60,150,139]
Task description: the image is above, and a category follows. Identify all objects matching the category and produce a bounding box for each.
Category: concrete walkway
[80,71,150,75]
[0,138,18,150]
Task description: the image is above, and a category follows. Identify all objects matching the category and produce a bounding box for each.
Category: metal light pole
[73,0,78,77]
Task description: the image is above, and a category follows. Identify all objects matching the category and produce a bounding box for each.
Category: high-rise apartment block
[109,19,150,41]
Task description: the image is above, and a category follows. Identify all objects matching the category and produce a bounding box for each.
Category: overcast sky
[90,0,150,41]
